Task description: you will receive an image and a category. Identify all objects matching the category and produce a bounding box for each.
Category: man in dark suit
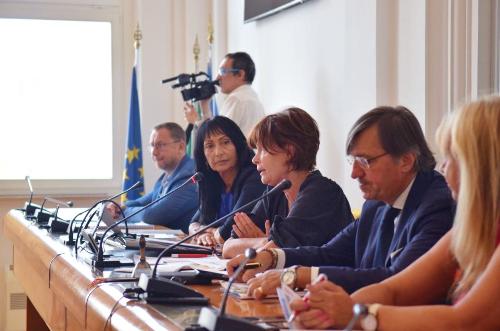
[105,122,198,233]
[227,106,455,296]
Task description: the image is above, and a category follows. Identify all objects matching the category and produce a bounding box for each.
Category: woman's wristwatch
[355,303,381,331]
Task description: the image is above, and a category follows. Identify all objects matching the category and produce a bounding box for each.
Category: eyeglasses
[218,67,240,76]
[347,152,389,169]
[148,141,180,151]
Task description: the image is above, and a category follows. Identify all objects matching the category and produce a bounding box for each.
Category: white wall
[132,0,496,207]
[224,0,382,208]
[218,0,495,209]
[135,0,215,191]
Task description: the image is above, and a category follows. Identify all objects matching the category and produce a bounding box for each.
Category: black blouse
[241,170,354,248]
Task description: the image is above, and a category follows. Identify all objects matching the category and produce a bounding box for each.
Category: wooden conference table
[4,210,284,331]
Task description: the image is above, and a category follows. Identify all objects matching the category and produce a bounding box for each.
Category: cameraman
[184,52,265,137]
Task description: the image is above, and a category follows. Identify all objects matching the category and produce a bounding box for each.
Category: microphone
[23,176,40,218]
[43,198,74,233]
[70,181,142,247]
[92,173,203,268]
[197,249,263,330]
[138,179,292,299]
[219,248,256,316]
[35,197,66,225]
[45,197,73,207]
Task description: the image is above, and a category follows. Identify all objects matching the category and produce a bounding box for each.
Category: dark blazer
[242,170,353,248]
[190,163,266,240]
[124,155,198,233]
[283,170,455,293]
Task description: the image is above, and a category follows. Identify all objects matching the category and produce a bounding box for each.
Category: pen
[243,262,261,270]
[171,253,210,258]
[287,273,327,323]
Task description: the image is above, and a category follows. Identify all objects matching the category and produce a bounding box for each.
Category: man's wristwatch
[280,265,298,289]
[358,303,381,331]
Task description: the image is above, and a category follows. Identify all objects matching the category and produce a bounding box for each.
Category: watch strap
[368,303,381,317]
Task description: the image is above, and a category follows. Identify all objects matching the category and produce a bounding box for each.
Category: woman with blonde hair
[289,96,500,330]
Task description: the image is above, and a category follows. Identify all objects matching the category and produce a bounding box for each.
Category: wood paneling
[4,210,284,330]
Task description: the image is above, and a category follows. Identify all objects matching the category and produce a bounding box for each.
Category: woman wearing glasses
[189,116,266,246]
[289,97,500,330]
[221,107,353,258]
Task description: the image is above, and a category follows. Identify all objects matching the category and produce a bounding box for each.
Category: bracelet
[262,248,278,269]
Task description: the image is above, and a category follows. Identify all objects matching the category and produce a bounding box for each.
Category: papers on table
[115,255,229,277]
[219,281,260,300]
[218,281,285,300]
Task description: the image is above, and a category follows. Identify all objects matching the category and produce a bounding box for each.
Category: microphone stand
[65,208,97,246]
[43,199,73,233]
[74,200,122,255]
[138,179,292,299]
[74,209,99,256]
[23,176,41,218]
[92,173,203,268]
[72,181,142,251]
[35,199,53,224]
[196,248,264,331]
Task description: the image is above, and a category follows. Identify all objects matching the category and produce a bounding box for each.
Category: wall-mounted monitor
[244,0,311,23]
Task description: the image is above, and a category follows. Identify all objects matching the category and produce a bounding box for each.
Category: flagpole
[133,23,142,107]
[193,34,200,73]
[121,23,145,204]
[208,15,213,67]
[134,23,142,64]
[207,14,218,116]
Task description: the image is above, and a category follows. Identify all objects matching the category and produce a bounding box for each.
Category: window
[0,1,125,195]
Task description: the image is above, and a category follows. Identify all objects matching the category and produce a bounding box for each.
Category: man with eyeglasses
[184,51,265,136]
[227,106,455,297]
[105,122,198,233]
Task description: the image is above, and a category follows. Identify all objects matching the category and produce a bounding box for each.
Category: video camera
[162,72,219,102]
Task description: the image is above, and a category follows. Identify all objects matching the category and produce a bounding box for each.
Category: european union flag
[121,66,145,204]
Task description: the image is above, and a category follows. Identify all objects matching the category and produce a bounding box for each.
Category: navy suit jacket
[124,155,198,233]
[284,170,455,293]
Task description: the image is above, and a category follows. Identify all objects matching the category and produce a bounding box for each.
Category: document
[115,255,229,276]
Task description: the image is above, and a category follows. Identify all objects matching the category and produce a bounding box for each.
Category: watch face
[360,315,377,331]
[281,270,295,286]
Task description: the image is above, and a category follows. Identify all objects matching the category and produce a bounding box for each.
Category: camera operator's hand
[184,102,199,124]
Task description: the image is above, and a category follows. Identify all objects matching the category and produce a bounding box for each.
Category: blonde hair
[448,96,500,294]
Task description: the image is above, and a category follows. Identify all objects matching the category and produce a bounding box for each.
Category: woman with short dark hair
[222,107,353,258]
[189,116,266,246]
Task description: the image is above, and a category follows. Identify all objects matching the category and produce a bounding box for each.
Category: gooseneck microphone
[92,173,203,268]
[24,176,40,218]
[196,248,263,331]
[139,179,292,298]
[219,248,256,316]
[72,181,142,250]
[45,197,74,208]
[36,197,73,225]
[47,199,74,233]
